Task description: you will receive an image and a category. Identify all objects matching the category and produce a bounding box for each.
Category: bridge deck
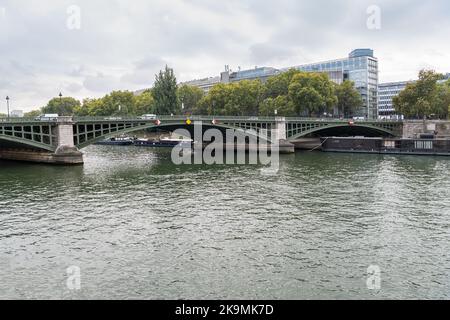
[1,116,404,152]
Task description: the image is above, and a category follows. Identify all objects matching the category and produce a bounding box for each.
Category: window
[384,140,396,148]
[415,141,433,150]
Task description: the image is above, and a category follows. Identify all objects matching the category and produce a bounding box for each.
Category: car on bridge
[139,114,158,120]
[35,114,59,121]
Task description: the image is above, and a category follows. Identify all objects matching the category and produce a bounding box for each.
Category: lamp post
[6,96,10,119]
[58,92,63,115]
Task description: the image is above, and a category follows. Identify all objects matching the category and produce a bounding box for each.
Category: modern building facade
[289,49,379,119]
[220,66,280,84]
[378,81,411,118]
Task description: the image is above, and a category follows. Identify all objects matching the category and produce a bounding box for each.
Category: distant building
[221,66,280,84]
[378,81,411,119]
[11,110,24,118]
[377,81,411,119]
[179,76,221,94]
[289,49,379,119]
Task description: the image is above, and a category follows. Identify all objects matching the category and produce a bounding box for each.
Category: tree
[225,80,264,116]
[197,83,232,115]
[435,80,450,119]
[135,89,155,115]
[394,70,448,119]
[24,110,42,118]
[335,81,363,117]
[103,91,136,116]
[177,85,204,115]
[260,96,296,116]
[195,80,264,116]
[42,97,81,116]
[288,72,337,116]
[153,65,179,115]
[264,69,302,99]
[75,98,104,116]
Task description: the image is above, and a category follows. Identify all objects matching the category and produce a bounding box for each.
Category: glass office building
[223,67,280,83]
[289,49,379,119]
[378,81,410,118]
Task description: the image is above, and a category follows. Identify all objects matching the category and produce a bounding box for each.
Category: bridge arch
[75,122,273,149]
[0,135,56,152]
[288,123,396,140]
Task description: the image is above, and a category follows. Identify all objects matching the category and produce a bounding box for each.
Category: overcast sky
[0,0,449,111]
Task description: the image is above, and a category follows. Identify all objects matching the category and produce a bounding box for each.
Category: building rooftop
[229,67,280,81]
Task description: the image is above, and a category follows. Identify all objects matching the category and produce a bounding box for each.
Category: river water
[0,146,449,299]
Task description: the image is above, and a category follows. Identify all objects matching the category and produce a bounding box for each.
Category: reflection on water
[0,146,449,299]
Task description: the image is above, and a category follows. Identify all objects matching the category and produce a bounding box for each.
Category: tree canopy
[177,85,204,115]
[153,65,179,115]
[42,96,81,116]
[194,69,342,117]
[394,70,450,119]
[335,81,363,117]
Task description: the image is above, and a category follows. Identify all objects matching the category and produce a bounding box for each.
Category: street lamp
[274,109,278,116]
[6,96,10,119]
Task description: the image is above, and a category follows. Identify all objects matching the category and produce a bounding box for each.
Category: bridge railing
[0,117,59,123]
[73,115,404,123]
[0,115,405,124]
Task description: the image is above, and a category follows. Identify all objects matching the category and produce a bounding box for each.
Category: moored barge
[95,137,135,146]
[134,138,193,148]
[321,137,450,156]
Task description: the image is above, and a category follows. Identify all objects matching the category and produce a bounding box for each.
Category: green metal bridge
[0,116,403,153]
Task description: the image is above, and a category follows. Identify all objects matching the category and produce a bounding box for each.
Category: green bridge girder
[0,116,403,152]
[0,119,57,152]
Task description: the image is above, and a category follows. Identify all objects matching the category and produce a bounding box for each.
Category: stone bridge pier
[51,117,84,164]
[273,117,295,153]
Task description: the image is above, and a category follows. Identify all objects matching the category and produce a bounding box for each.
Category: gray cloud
[0,0,449,111]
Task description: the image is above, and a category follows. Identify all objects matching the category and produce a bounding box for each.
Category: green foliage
[177,85,204,115]
[72,90,156,117]
[42,97,81,116]
[24,110,42,118]
[74,91,135,116]
[335,81,363,117]
[195,80,264,116]
[153,65,179,115]
[260,96,295,116]
[264,69,302,99]
[394,70,450,119]
[135,89,156,115]
[195,70,341,117]
[288,72,337,116]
